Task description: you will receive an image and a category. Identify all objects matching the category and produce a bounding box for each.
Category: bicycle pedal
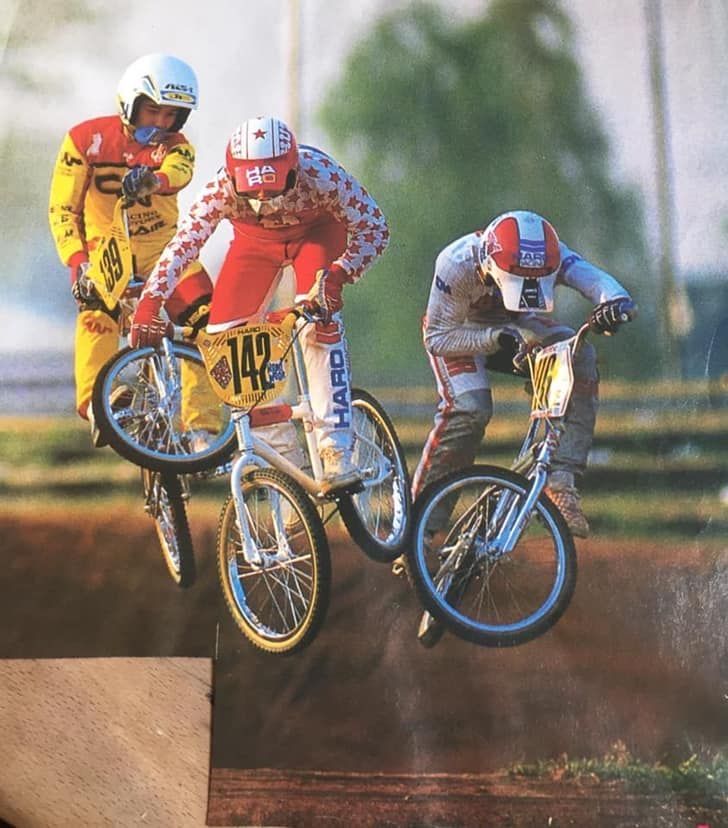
[391,556,408,578]
[321,478,364,498]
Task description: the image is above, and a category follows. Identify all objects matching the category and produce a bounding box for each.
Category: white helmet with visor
[117,54,199,144]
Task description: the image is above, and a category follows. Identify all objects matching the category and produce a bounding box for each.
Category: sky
[1,0,727,349]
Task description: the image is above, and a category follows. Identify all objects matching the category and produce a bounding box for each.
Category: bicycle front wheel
[216,469,331,655]
[141,468,196,588]
[337,389,412,562]
[92,344,236,473]
[408,465,577,647]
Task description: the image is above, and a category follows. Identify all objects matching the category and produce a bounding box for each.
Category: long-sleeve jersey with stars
[142,145,390,301]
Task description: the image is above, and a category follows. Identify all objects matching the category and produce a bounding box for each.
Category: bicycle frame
[206,310,395,565]
[438,322,592,561]
[495,322,593,548]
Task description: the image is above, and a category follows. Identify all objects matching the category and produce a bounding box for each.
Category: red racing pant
[208,219,354,455]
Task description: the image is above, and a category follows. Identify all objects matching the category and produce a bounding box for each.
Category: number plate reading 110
[531,340,575,419]
[197,323,291,409]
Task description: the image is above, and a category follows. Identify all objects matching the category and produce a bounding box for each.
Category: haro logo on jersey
[246,165,278,187]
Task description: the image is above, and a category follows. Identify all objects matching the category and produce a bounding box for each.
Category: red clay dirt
[1,512,726,826]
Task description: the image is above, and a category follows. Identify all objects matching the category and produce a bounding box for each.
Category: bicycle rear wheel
[92,344,236,473]
[408,465,577,647]
[216,468,331,655]
[141,468,196,587]
[337,389,411,562]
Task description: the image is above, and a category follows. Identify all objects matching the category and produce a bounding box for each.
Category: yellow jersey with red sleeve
[48,114,195,276]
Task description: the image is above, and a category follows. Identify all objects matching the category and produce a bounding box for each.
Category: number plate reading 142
[197,323,291,409]
[531,339,575,419]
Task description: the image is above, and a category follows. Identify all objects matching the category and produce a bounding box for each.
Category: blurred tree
[2,1,108,329]
[320,0,655,383]
[2,134,70,323]
[3,0,103,90]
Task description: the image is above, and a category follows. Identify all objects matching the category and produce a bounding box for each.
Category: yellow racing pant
[75,262,220,434]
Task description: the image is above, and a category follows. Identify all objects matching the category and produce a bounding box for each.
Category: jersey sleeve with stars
[298,147,389,280]
[142,169,236,300]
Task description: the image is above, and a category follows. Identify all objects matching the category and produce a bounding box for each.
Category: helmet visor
[494,268,557,312]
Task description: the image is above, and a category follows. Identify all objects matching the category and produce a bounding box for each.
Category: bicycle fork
[228,409,305,567]
[493,434,557,556]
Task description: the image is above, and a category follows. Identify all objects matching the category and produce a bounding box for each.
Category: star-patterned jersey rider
[131,116,390,489]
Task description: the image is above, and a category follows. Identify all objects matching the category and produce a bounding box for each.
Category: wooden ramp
[0,659,213,828]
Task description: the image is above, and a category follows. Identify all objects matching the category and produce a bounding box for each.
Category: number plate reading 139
[531,339,575,419]
[197,323,291,409]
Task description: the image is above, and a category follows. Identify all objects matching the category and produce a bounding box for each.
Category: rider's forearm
[424,318,502,357]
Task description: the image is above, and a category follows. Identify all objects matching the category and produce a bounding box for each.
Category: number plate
[197,322,292,409]
[531,339,575,418]
[87,201,133,310]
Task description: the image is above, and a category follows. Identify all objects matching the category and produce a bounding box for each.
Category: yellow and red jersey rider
[48,53,214,433]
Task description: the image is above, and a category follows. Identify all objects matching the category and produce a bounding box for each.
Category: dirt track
[1,511,727,826]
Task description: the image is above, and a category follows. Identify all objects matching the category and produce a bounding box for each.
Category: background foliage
[320,0,657,385]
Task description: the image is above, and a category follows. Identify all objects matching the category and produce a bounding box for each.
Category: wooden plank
[0,659,212,828]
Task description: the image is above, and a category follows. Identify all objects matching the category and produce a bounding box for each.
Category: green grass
[510,741,728,800]
[2,407,726,540]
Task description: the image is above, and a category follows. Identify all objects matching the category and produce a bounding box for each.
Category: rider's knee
[169,293,212,334]
[166,265,214,330]
[573,340,598,380]
[77,306,120,332]
[449,388,493,436]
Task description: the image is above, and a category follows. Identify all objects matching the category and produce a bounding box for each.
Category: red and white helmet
[478,210,562,312]
[225,117,298,199]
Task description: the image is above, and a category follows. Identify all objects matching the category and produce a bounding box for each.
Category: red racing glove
[129,294,171,348]
[307,265,352,322]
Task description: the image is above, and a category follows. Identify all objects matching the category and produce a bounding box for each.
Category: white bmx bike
[92,302,411,653]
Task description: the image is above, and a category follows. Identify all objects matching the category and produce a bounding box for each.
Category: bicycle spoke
[412,468,576,646]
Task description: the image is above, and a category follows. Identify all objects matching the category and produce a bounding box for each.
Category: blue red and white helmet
[478,210,562,312]
[225,116,298,199]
